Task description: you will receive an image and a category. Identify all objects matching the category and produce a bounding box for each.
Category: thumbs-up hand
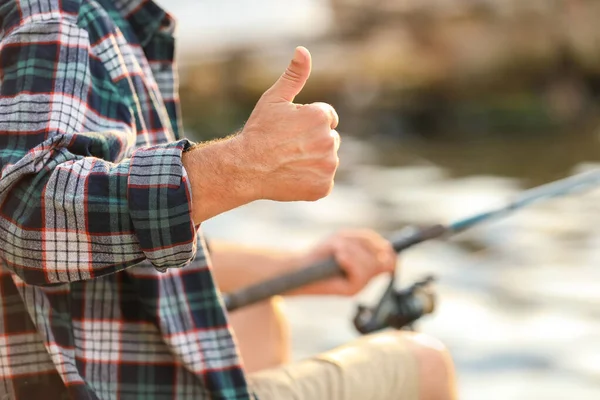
[237,46,341,202]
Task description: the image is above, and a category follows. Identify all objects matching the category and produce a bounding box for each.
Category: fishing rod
[223,169,600,333]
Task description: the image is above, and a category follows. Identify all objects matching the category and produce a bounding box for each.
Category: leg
[229,296,291,373]
[247,330,457,400]
[402,331,457,400]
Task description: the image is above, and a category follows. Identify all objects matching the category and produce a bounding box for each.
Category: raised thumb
[263,46,312,103]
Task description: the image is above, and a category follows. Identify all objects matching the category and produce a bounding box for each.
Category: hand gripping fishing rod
[223,169,600,334]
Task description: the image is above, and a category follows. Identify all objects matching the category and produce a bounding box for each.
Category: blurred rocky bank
[175,0,600,141]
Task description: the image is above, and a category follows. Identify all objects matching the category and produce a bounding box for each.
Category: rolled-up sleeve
[0,15,197,284]
[127,142,197,272]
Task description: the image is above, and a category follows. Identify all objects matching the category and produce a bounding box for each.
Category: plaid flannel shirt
[0,0,253,398]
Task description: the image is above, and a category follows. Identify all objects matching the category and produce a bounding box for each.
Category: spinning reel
[353,275,437,333]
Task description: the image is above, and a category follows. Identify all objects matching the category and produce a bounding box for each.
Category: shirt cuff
[128,139,197,272]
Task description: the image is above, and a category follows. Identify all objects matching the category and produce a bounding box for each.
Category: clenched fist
[183,47,341,224]
[238,46,341,201]
[291,229,397,296]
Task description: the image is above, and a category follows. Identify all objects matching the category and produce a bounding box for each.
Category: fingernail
[294,46,307,62]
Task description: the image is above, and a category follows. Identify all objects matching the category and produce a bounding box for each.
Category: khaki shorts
[247,331,420,400]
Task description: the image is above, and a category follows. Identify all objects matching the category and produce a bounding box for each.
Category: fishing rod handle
[223,224,446,312]
[224,257,342,312]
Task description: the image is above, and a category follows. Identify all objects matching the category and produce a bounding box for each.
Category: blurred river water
[202,135,600,400]
[157,1,600,399]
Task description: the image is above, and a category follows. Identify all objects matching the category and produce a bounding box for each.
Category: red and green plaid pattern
[0,0,252,398]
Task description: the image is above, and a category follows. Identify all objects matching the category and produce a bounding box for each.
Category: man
[0,0,456,399]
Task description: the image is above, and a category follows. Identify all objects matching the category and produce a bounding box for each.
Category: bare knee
[401,331,457,400]
[229,296,291,373]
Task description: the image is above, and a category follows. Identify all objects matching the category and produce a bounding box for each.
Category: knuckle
[331,129,341,145]
[315,133,336,154]
[325,157,339,174]
[306,105,330,125]
[318,160,336,178]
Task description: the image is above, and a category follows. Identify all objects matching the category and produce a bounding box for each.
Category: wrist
[226,134,263,201]
[182,136,260,223]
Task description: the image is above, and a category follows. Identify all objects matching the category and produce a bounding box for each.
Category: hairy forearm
[182,136,258,224]
[208,241,304,294]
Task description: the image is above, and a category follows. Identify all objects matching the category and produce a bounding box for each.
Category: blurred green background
[158,1,600,399]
